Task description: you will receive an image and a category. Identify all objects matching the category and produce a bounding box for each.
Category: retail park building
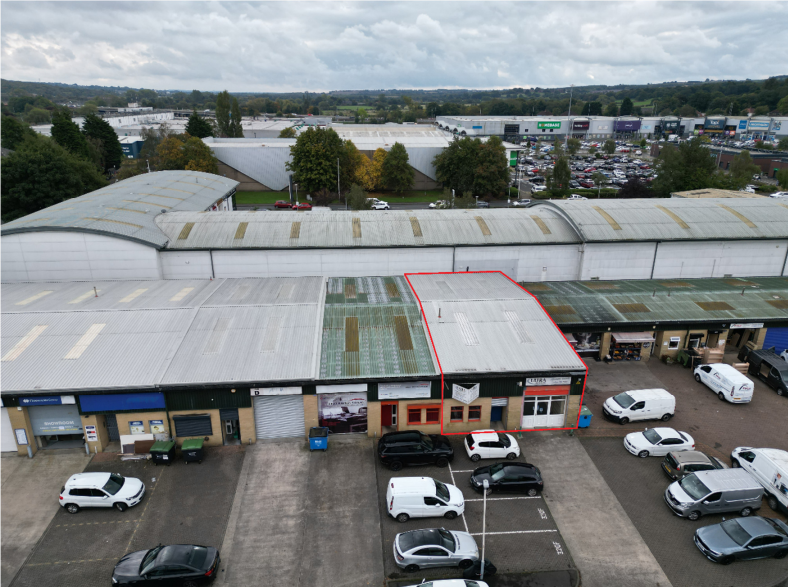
[2,171,787,455]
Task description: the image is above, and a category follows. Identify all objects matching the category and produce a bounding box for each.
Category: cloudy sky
[1,1,785,92]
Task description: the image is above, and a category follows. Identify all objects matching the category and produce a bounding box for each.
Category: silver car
[394,528,479,572]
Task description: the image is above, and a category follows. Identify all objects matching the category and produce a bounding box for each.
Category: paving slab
[1,451,90,587]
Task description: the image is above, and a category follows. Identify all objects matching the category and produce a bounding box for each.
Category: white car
[428,200,449,209]
[531,185,547,192]
[372,202,390,210]
[403,582,489,587]
[511,199,530,207]
[568,194,588,200]
[464,430,520,462]
[781,349,788,361]
[769,192,788,199]
[624,428,695,458]
[59,472,145,514]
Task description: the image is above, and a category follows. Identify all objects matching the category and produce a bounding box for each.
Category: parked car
[694,363,754,403]
[394,528,479,572]
[403,581,489,587]
[602,388,675,425]
[476,201,490,208]
[464,430,520,462]
[531,185,547,192]
[112,544,220,586]
[664,468,763,521]
[579,180,594,188]
[386,477,465,522]
[661,450,729,481]
[737,348,788,397]
[568,194,587,200]
[624,427,694,458]
[291,202,312,210]
[378,431,454,471]
[60,473,145,514]
[730,447,788,514]
[695,517,788,564]
[274,200,292,209]
[372,202,390,210]
[469,462,543,495]
[429,200,449,209]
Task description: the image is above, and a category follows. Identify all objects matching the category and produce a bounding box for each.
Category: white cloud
[0,1,786,92]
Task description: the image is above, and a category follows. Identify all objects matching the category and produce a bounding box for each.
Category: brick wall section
[506,397,522,431]
[366,401,382,438]
[168,409,223,447]
[81,414,109,453]
[566,395,582,428]
[238,407,255,444]
[114,410,169,438]
[442,398,492,433]
[7,406,36,456]
[303,395,319,439]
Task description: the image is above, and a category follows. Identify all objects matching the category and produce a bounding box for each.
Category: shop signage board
[19,395,75,406]
[572,120,590,130]
[729,323,764,329]
[738,120,748,130]
[15,428,28,445]
[748,121,770,129]
[149,420,166,434]
[318,392,367,434]
[85,425,98,442]
[526,377,572,386]
[129,421,145,434]
[251,387,301,396]
[614,120,642,131]
[28,405,82,435]
[596,125,610,130]
[705,119,725,130]
[378,381,432,400]
[452,383,480,405]
[472,125,483,129]
[316,383,367,394]
[79,392,164,412]
[537,121,561,129]
[773,121,781,131]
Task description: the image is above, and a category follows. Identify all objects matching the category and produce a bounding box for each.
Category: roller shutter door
[491,398,509,407]
[173,415,213,437]
[763,327,788,354]
[253,395,305,439]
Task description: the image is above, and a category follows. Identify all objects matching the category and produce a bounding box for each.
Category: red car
[584,167,596,173]
[292,203,312,211]
[579,180,594,188]
[274,200,292,209]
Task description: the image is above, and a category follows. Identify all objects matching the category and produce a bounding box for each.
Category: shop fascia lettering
[378,381,431,400]
[526,377,571,386]
[537,121,562,129]
[452,383,479,405]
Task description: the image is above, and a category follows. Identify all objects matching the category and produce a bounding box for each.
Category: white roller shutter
[253,395,305,440]
[491,397,509,407]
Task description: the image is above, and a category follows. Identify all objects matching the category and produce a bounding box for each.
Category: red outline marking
[404,271,588,436]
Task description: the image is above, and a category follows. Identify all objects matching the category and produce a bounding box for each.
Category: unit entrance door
[521,396,566,429]
[381,402,398,428]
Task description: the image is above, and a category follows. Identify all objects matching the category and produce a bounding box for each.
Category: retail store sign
[149,420,166,434]
[15,428,28,446]
[129,421,144,434]
[85,425,98,442]
[526,377,571,386]
[251,387,301,396]
[379,381,432,400]
[537,121,561,129]
[19,395,75,406]
[452,383,480,405]
[729,323,763,329]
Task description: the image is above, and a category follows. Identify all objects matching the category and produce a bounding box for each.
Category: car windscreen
[721,519,752,546]
[664,453,679,470]
[140,546,163,575]
[642,429,662,444]
[434,479,450,502]
[613,392,635,409]
[438,528,456,552]
[766,518,788,536]
[679,475,710,501]
[102,473,125,495]
[498,433,511,447]
[490,463,506,482]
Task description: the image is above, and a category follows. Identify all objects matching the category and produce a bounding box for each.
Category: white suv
[464,430,520,462]
[59,472,145,514]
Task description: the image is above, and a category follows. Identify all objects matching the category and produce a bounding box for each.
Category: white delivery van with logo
[730,447,788,515]
[693,363,754,403]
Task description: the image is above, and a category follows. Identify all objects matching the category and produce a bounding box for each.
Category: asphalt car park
[376,435,575,583]
[10,446,244,587]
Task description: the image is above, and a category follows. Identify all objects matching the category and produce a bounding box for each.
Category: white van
[694,363,754,403]
[386,477,465,523]
[730,447,788,515]
[602,388,675,425]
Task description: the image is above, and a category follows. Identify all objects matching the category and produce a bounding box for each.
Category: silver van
[664,468,764,521]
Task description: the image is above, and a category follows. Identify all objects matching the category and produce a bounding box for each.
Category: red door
[381,404,393,427]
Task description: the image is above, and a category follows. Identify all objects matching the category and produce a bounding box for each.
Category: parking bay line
[468,530,558,536]
[465,496,541,502]
[447,463,470,534]
[124,469,163,553]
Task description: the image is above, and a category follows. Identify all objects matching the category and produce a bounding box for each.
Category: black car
[737,348,788,397]
[470,462,543,496]
[113,544,219,586]
[378,431,454,471]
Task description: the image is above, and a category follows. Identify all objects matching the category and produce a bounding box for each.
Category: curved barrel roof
[529,198,788,242]
[157,208,581,249]
[1,171,239,249]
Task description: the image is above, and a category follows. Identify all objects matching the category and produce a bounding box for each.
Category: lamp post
[481,479,489,580]
[565,84,574,150]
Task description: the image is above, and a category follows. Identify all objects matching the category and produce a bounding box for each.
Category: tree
[604,103,619,117]
[1,134,107,222]
[1,115,36,150]
[778,96,788,115]
[433,136,480,195]
[552,156,571,195]
[651,140,720,197]
[775,168,788,189]
[231,97,243,138]
[285,127,349,196]
[382,142,414,194]
[619,98,634,116]
[216,90,231,137]
[278,127,297,139]
[185,111,214,139]
[602,139,616,155]
[360,148,387,192]
[591,172,608,198]
[566,138,581,155]
[473,135,509,197]
[588,146,597,155]
[24,108,51,124]
[618,178,651,198]
[678,104,697,117]
[778,137,788,151]
[640,138,648,148]
[347,184,372,210]
[82,113,123,172]
[51,110,92,160]
[727,151,760,188]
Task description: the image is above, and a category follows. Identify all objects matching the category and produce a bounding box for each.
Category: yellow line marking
[63,324,106,360]
[15,291,53,305]
[2,325,48,362]
[119,288,148,303]
[170,287,195,302]
[68,290,100,304]
[716,204,757,228]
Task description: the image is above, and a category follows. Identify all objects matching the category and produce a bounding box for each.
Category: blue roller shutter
[763,328,788,354]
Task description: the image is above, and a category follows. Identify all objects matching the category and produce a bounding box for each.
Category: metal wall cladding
[534,199,788,243]
[208,141,294,190]
[652,241,788,279]
[581,243,657,281]
[253,395,305,439]
[454,245,582,282]
[166,390,251,411]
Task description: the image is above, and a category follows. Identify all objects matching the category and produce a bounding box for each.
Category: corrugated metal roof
[408,273,585,374]
[520,276,788,327]
[671,189,767,199]
[0,171,239,249]
[530,198,788,242]
[319,277,438,380]
[157,208,581,250]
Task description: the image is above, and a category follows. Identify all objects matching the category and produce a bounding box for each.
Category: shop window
[408,407,422,425]
[668,337,681,350]
[425,408,440,424]
[450,406,464,422]
[468,406,482,421]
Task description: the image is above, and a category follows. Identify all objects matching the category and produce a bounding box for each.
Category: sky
[1,1,786,93]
